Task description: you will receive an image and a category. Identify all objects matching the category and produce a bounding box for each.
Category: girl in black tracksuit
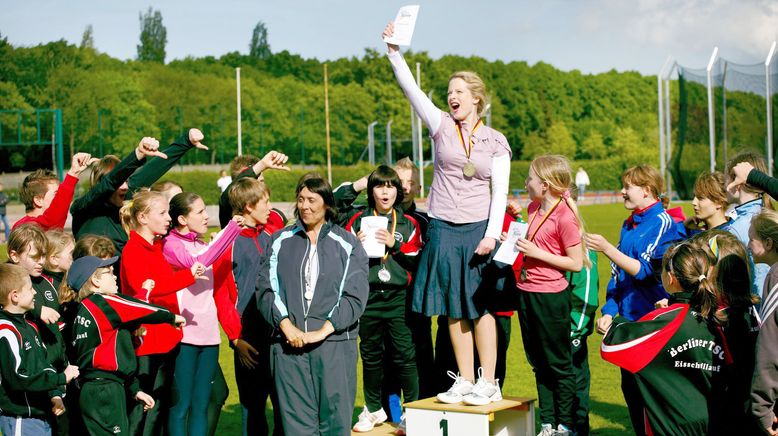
[602,233,758,435]
[345,166,423,433]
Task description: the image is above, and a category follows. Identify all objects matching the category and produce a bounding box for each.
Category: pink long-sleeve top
[162,220,241,345]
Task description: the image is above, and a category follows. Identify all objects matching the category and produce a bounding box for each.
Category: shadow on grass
[588,399,633,435]
[216,403,369,434]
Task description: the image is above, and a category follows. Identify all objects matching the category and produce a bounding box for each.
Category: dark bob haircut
[367,165,404,210]
[294,173,338,222]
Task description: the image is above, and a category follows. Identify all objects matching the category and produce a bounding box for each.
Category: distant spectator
[576,168,590,199]
[0,182,9,241]
[217,170,232,193]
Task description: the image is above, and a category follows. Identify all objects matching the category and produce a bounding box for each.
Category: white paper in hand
[383,5,420,46]
[361,216,389,258]
[493,221,530,265]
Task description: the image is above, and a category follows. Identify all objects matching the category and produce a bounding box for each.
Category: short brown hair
[19,169,58,211]
[726,151,769,196]
[228,178,270,215]
[622,165,666,208]
[0,264,30,306]
[8,224,48,260]
[229,155,259,179]
[90,155,121,188]
[693,171,728,209]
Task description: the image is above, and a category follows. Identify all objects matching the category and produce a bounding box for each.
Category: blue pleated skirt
[411,218,490,320]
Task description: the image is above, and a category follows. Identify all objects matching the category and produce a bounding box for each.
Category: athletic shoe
[352,406,388,432]
[436,371,475,404]
[395,414,406,435]
[537,423,555,436]
[554,424,574,436]
[462,368,503,406]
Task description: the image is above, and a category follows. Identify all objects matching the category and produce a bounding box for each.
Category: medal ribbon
[526,198,563,242]
[455,119,482,160]
[373,208,398,262]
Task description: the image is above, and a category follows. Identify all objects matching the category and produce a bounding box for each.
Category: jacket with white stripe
[568,249,599,341]
[0,310,66,418]
[602,201,672,321]
[257,220,369,341]
[69,293,176,394]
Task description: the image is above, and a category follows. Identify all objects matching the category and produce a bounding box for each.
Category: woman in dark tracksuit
[258,174,369,436]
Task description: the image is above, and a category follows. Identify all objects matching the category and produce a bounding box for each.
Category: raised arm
[384,23,442,136]
[127,129,206,196]
[163,220,241,269]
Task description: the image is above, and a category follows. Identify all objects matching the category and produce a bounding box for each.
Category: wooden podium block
[351,422,399,436]
[404,396,536,436]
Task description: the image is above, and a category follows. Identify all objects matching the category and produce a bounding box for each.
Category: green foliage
[137,7,166,63]
[249,22,271,60]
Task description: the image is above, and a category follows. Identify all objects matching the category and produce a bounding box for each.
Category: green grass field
[0,202,693,434]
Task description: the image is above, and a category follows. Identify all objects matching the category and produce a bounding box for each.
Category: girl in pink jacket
[162,192,243,436]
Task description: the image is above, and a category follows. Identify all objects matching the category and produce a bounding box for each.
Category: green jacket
[70,133,197,253]
[0,310,66,418]
[568,249,599,341]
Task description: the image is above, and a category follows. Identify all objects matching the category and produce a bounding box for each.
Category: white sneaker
[352,406,388,432]
[394,414,406,435]
[554,424,573,436]
[537,423,555,436]
[436,371,474,404]
[462,368,502,406]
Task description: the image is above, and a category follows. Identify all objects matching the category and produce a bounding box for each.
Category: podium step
[351,421,399,436]
[404,396,536,436]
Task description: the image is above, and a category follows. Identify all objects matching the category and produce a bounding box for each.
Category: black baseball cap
[67,256,118,291]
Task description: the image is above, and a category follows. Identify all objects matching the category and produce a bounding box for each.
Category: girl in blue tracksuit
[585,165,674,436]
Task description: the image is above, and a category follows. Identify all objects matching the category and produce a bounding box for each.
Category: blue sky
[1,0,776,75]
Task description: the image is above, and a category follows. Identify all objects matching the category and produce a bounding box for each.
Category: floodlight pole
[766,41,776,176]
[368,121,378,165]
[665,65,674,198]
[236,68,242,156]
[386,120,393,164]
[658,57,671,186]
[706,47,719,172]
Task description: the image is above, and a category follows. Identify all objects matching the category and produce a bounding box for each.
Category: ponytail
[663,242,722,323]
[119,189,166,234]
[563,190,592,269]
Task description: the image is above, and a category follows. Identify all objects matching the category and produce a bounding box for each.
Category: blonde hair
[44,230,75,271]
[60,236,117,305]
[529,154,591,268]
[449,71,489,117]
[76,267,112,302]
[751,209,778,254]
[119,189,166,234]
[622,165,667,208]
[394,157,420,181]
[0,264,30,307]
[726,151,773,209]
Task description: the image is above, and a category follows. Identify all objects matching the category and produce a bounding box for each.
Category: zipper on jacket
[300,238,310,333]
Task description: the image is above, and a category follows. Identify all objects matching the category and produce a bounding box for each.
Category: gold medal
[463,160,476,177]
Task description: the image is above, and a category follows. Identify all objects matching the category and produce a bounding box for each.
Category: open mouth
[450,101,460,111]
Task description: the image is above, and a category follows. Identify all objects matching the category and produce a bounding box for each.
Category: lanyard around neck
[526,198,563,242]
[455,119,482,159]
[373,208,397,262]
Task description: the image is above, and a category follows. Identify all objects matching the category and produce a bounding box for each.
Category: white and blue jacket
[257,220,369,342]
[602,202,674,321]
[728,199,769,300]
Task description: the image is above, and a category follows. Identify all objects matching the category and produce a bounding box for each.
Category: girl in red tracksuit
[118,189,206,436]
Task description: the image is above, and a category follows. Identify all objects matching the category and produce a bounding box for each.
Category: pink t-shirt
[517,200,582,293]
[427,113,511,223]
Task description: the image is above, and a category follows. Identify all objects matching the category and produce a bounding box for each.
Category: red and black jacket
[69,292,176,394]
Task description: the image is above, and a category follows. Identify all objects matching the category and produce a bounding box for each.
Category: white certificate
[360,216,389,258]
[383,5,420,47]
[493,221,530,265]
